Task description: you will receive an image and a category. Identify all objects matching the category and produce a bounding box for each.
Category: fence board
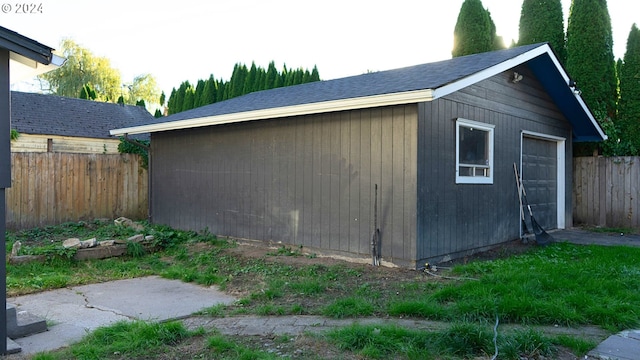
[6,153,147,230]
[573,156,640,229]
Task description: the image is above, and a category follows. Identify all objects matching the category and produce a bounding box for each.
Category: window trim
[455,118,495,184]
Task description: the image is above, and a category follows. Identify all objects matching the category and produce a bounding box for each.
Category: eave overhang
[110,89,434,136]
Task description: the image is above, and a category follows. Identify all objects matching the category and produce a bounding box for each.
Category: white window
[456,118,494,184]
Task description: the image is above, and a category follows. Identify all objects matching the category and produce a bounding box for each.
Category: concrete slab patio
[5,276,236,356]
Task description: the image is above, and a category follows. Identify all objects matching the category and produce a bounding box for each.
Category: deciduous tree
[40,39,122,102]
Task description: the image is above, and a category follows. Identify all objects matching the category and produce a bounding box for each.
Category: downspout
[122,134,152,224]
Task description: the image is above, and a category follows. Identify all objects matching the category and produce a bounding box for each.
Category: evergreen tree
[452,0,494,57]
[566,0,617,119]
[182,86,195,112]
[159,91,166,107]
[310,65,320,82]
[243,62,258,94]
[201,75,216,106]
[167,88,177,115]
[166,62,321,114]
[264,61,278,89]
[135,99,146,107]
[229,63,248,98]
[154,108,163,118]
[79,83,97,100]
[194,79,206,108]
[487,10,504,50]
[518,0,566,63]
[617,24,640,152]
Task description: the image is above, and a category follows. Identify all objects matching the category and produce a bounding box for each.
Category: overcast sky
[2,0,637,98]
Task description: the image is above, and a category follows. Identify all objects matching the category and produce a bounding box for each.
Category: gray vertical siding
[417,67,572,264]
[151,105,418,265]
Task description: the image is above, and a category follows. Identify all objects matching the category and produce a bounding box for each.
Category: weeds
[44,321,191,359]
[8,221,640,359]
[327,322,558,359]
[266,245,304,256]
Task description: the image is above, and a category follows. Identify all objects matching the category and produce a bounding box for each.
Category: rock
[8,255,46,265]
[114,217,144,231]
[127,234,145,243]
[144,235,155,242]
[11,241,21,257]
[63,238,81,249]
[99,240,116,246]
[80,238,97,248]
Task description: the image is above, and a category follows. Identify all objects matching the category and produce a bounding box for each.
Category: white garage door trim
[520,131,566,229]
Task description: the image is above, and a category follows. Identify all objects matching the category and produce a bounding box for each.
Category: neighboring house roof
[12,91,152,140]
[111,43,606,142]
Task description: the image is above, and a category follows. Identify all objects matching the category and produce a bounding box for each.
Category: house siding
[417,67,572,264]
[151,104,418,266]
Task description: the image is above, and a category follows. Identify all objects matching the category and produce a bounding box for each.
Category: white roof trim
[10,52,65,84]
[111,43,605,141]
[432,44,561,99]
[110,89,434,136]
[432,43,606,141]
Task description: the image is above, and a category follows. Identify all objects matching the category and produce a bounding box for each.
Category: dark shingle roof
[11,91,152,140]
[159,43,543,123]
[110,43,605,142]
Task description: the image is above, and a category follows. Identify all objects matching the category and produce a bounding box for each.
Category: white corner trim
[110,89,434,136]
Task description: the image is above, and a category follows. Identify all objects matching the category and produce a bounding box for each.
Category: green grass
[327,322,557,359]
[8,221,640,358]
[35,321,191,359]
[206,334,279,359]
[389,242,640,331]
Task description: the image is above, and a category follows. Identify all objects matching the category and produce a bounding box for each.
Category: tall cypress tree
[201,75,216,105]
[193,79,206,108]
[452,0,494,57]
[566,0,617,119]
[617,24,640,151]
[182,87,195,112]
[166,62,321,113]
[518,0,566,63]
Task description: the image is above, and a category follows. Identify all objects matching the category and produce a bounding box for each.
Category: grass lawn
[7,220,640,359]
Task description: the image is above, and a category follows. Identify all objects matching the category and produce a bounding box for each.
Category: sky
[1,0,637,99]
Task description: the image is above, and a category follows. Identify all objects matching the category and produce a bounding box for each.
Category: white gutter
[10,52,65,84]
[110,89,434,136]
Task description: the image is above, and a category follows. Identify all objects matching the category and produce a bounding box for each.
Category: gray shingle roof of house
[158,43,543,124]
[11,91,152,140]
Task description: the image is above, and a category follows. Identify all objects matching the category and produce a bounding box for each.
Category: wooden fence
[5,152,148,230]
[573,156,640,229]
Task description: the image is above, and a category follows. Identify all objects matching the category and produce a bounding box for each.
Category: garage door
[522,136,557,230]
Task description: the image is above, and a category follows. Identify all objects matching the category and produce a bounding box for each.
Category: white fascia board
[432,44,607,141]
[9,52,65,83]
[574,92,608,140]
[110,89,434,136]
[432,44,559,99]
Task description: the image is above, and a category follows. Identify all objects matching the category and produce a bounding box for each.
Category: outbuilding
[112,43,606,268]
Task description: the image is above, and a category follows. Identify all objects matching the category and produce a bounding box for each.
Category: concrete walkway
[5,276,237,357]
[2,228,639,359]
